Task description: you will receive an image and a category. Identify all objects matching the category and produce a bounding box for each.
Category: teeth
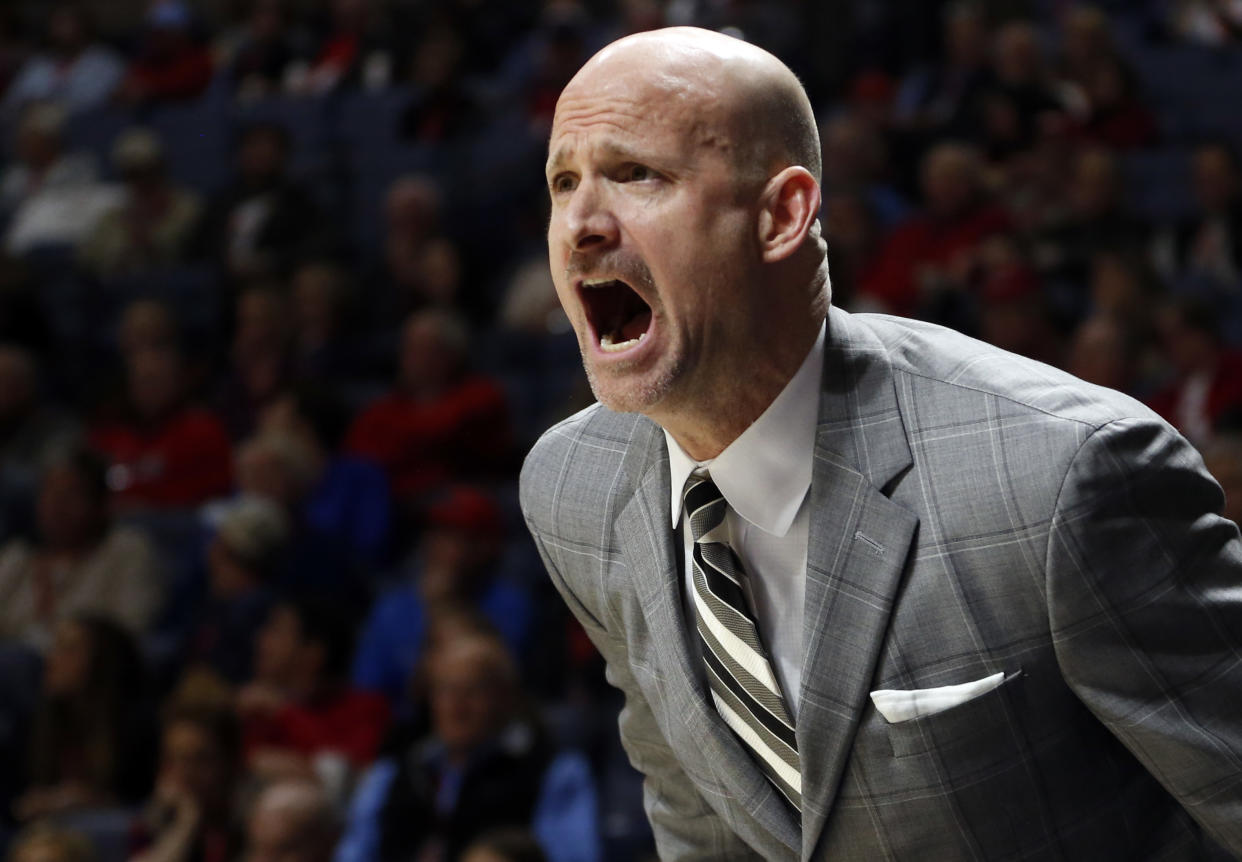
[600,331,647,352]
[581,278,617,288]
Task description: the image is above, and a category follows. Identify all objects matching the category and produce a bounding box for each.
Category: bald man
[520,27,1242,861]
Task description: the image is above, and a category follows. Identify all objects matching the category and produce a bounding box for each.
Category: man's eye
[550,174,577,194]
[623,164,654,182]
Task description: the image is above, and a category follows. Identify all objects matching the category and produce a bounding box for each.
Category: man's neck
[658,318,824,461]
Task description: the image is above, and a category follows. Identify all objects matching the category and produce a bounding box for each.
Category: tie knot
[682,475,727,542]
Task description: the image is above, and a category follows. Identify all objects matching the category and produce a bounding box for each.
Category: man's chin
[585,361,679,416]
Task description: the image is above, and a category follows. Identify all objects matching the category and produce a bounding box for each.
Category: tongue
[618,309,652,342]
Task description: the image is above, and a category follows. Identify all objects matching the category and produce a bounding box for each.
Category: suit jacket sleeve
[524,525,762,861]
[1047,417,1242,855]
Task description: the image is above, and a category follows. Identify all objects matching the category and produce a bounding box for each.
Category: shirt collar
[665,321,825,537]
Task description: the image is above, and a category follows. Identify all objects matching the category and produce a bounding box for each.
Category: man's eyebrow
[546,141,650,176]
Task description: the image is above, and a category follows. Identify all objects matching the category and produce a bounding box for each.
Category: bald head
[546,26,829,457]
[557,27,820,188]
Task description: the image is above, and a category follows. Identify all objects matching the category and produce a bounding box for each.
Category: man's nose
[563,179,618,252]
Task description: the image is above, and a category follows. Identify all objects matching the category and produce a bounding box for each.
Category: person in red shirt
[89,344,232,508]
[1148,297,1242,448]
[858,141,1011,317]
[117,1,212,106]
[345,309,512,505]
[238,596,389,791]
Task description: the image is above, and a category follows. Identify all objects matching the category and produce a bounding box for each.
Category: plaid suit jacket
[519,307,1242,861]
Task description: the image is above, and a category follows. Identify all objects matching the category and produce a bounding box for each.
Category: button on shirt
[665,322,825,719]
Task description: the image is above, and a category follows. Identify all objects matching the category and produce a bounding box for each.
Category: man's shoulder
[852,312,1160,433]
[519,403,657,533]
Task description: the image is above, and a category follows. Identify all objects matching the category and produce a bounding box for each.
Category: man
[245,779,338,862]
[519,26,1242,861]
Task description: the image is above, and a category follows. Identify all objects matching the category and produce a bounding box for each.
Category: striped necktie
[683,474,802,812]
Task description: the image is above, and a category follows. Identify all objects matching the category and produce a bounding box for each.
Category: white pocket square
[870,671,1006,724]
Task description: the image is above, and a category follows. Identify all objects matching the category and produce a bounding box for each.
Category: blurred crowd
[0,0,1240,861]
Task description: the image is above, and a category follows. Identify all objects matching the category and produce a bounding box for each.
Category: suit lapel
[616,427,801,855]
[799,309,919,860]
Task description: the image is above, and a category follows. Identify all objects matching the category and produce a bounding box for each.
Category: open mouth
[580,278,653,353]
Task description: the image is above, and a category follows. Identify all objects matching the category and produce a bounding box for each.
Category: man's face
[545,59,758,417]
[247,809,321,862]
[429,646,510,755]
[162,722,230,806]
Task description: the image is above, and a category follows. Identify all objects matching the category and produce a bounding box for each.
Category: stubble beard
[583,345,686,415]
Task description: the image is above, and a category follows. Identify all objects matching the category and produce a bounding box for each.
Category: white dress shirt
[664,322,825,719]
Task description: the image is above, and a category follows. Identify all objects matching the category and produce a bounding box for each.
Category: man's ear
[757,167,821,263]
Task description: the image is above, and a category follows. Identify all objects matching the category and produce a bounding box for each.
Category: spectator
[352,486,532,711]
[1202,433,1242,526]
[215,285,292,440]
[0,8,27,102]
[1067,313,1142,395]
[858,141,1011,317]
[1167,0,1242,46]
[344,309,511,505]
[14,614,156,821]
[818,112,908,230]
[117,299,180,360]
[337,635,599,862]
[0,4,124,120]
[238,596,389,795]
[116,1,212,106]
[298,0,394,95]
[1069,54,1156,150]
[976,20,1074,161]
[78,128,202,277]
[821,190,883,312]
[1057,5,1117,95]
[231,432,356,596]
[0,343,78,473]
[257,386,391,570]
[462,830,547,862]
[976,261,1062,365]
[130,703,244,862]
[1,102,93,213]
[5,822,95,862]
[288,261,362,384]
[1155,140,1242,288]
[372,175,463,324]
[194,123,321,283]
[190,496,288,685]
[243,779,338,862]
[216,0,307,100]
[893,0,992,142]
[1,103,102,251]
[0,257,55,357]
[0,446,162,649]
[89,345,233,508]
[1030,145,1148,297]
[1148,297,1242,447]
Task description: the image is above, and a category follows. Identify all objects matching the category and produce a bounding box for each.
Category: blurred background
[0,1,1239,861]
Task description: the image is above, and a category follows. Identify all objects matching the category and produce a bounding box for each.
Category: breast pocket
[881,669,1025,759]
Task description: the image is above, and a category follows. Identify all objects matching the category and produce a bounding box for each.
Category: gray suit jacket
[519,308,1242,861]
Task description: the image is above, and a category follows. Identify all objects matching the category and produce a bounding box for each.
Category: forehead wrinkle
[550,74,735,174]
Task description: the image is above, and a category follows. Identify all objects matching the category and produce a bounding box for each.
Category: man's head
[36,445,110,551]
[126,344,187,421]
[0,344,37,421]
[545,27,828,456]
[245,779,338,862]
[254,597,354,691]
[427,634,520,759]
[158,703,241,812]
[398,308,469,395]
[920,141,983,219]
